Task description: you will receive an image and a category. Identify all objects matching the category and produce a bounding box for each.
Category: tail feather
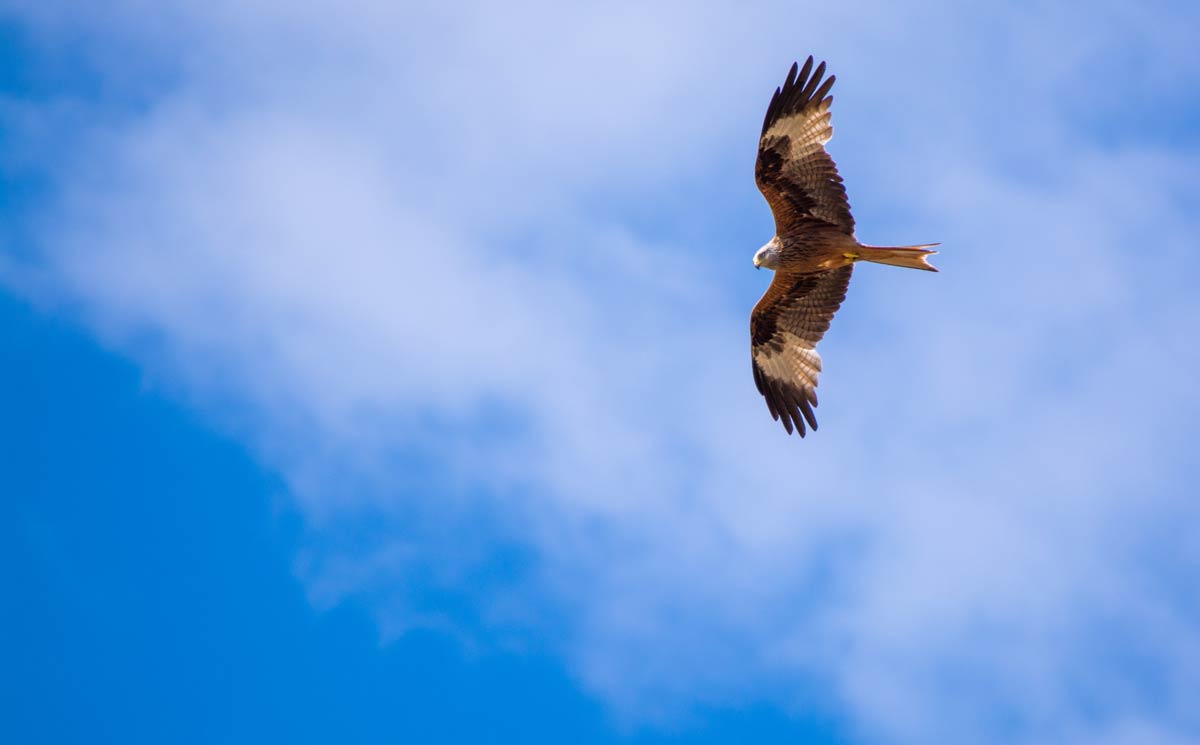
[854,243,940,272]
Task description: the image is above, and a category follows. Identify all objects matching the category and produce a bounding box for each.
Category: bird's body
[750,57,938,436]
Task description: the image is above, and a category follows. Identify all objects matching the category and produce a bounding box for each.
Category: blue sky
[3,2,1200,744]
[3,292,839,744]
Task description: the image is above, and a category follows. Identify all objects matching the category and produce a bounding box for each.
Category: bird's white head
[753,237,782,270]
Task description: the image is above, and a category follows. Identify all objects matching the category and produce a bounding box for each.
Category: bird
[751,56,937,436]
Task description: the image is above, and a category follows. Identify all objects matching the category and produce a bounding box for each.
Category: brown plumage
[750,57,938,436]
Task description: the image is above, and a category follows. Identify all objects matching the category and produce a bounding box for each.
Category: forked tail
[854,243,940,272]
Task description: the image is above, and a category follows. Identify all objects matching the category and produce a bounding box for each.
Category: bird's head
[754,238,781,270]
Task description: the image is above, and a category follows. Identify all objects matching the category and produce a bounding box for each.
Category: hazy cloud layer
[4,2,1199,743]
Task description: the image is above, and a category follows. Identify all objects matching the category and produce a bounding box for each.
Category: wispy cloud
[3,1,1199,742]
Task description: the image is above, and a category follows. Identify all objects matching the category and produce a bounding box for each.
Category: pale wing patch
[761,99,833,155]
[752,332,823,389]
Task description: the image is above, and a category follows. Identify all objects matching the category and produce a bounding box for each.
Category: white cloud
[3,1,1200,743]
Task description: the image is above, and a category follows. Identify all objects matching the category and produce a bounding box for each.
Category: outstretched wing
[756,57,854,235]
[751,265,853,436]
